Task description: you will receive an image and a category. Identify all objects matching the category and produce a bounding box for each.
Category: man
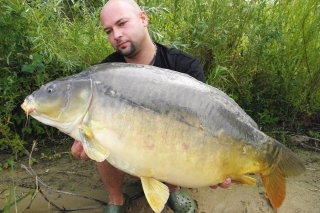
[71,0,231,212]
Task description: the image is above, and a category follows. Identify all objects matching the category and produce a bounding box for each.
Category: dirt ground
[0,141,319,213]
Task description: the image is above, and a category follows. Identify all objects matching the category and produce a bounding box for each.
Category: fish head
[21,76,92,133]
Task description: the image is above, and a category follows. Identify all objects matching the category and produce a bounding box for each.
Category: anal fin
[141,177,169,213]
[231,174,257,186]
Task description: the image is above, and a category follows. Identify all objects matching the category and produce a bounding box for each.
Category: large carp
[21,63,305,212]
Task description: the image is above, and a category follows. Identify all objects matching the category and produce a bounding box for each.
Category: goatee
[117,43,136,57]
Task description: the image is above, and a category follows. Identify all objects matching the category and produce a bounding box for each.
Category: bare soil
[1,140,319,213]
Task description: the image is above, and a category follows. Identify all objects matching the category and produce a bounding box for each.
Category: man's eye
[106,29,112,34]
[119,21,127,26]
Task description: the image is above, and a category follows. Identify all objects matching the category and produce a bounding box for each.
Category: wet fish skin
[21,63,306,212]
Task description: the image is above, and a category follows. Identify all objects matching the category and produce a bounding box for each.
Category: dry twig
[290,135,320,151]
[21,141,106,211]
[21,141,144,212]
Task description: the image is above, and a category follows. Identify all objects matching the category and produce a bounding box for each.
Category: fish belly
[88,103,263,188]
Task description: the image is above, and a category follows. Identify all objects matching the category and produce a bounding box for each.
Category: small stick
[299,142,320,152]
[20,141,108,212]
[20,141,145,212]
[21,164,108,206]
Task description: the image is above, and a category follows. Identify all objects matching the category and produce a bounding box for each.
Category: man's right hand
[71,140,90,161]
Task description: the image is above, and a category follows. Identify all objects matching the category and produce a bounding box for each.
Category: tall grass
[0,0,319,163]
[148,0,320,128]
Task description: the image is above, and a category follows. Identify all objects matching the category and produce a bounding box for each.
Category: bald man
[71,0,231,212]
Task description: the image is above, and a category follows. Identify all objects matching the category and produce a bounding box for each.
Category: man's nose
[113,28,123,39]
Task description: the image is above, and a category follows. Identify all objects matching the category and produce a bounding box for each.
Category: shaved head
[101,0,142,17]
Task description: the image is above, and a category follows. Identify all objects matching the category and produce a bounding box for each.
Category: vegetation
[1,0,319,169]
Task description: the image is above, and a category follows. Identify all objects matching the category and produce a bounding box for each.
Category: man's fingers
[209,185,219,189]
[71,140,89,161]
[71,140,83,157]
[218,177,231,188]
[209,178,231,189]
[80,151,90,161]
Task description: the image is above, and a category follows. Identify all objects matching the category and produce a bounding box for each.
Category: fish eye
[46,84,56,93]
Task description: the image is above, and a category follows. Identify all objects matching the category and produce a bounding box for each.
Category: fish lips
[21,95,36,115]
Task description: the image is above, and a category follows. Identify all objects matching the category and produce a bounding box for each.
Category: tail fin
[260,145,306,209]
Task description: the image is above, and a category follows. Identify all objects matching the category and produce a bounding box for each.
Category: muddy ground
[0,139,319,213]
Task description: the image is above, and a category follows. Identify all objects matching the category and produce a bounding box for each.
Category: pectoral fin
[140,177,169,213]
[79,126,110,162]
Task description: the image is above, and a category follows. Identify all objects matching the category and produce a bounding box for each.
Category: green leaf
[21,64,35,73]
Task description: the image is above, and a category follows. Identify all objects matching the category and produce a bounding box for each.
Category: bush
[0,0,319,166]
[0,0,112,167]
[146,0,320,129]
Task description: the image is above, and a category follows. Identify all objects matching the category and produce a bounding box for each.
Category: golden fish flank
[21,63,306,213]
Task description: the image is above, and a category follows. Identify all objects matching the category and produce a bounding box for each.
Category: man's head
[100,0,150,58]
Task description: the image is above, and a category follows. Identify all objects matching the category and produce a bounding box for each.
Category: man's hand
[71,140,90,161]
[209,178,231,189]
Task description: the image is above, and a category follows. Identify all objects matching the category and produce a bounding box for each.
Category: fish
[21,63,306,212]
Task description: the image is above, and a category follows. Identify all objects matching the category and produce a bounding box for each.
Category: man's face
[100,2,147,57]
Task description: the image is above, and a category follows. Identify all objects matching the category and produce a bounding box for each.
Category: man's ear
[140,11,148,26]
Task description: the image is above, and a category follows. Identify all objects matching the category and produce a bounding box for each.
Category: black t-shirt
[101,42,205,83]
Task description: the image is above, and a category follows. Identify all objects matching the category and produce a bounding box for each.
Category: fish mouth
[21,97,35,115]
